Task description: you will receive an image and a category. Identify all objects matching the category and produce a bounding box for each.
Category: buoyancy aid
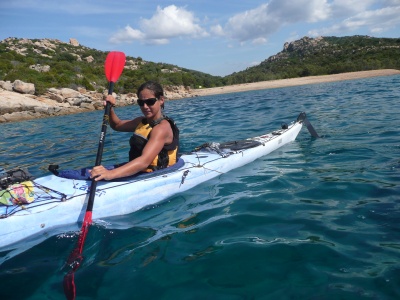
[129,115,179,172]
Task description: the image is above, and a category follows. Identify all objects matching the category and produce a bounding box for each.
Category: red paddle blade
[63,272,76,300]
[105,51,126,83]
[63,212,92,300]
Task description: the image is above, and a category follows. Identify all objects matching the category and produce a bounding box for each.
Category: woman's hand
[103,94,116,107]
[89,165,114,181]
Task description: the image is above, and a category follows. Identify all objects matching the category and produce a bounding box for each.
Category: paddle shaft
[86,81,114,212]
[63,51,125,300]
[63,83,116,300]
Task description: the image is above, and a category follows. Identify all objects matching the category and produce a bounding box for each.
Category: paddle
[63,51,126,300]
[297,112,320,138]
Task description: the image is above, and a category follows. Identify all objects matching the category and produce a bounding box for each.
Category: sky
[1,0,399,76]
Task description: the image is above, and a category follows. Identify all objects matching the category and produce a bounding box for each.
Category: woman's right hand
[104,94,116,107]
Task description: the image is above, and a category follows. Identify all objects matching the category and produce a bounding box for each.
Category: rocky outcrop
[0,80,197,123]
[69,38,79,46]
[283,36,328,54]
[267,36,330,63]
[29,64,51,72]
[164,85,193,100]
[13,80,35,95]
[3,38,61,57]
[0,80,132,123]
[0,81,13,91]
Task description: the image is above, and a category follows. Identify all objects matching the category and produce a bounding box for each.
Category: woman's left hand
[89,165,113,181]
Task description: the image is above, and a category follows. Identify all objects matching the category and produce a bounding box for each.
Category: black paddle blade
[304,118,320,138]
[297,112,320,138]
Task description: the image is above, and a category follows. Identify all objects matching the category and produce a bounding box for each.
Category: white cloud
[141,5,208,39]
[107,1,400,48]
[109,5,207,44]
[330,0,376,18]
[268,0,331,23]
[219,0,331,44]
[252,37,268,45]
[212,0,399,46]
[380,0,400,6]
[223,4,278,42]
[110,26,145,43]
[210,24,224,36]
[309,5,400,36]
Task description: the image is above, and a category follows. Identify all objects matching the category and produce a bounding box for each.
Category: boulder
[69,38,79,46]
[48,92,64,103]
[71,53,82,61]
[93,101,104,110]
[29,64,50,72]
[66,98,83,106]
[59,88,81,98]
[34,106,49,114]
[85,56,94,63]
[80,102,95,110]
[13,80,35,95]
[48,88,59,94]
[0,111,37,123]
[0,81,13,91]
[0,90,45,114]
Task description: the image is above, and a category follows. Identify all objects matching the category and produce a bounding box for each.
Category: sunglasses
[137,98,158,107]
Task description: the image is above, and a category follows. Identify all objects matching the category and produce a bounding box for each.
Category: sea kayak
[0,112,312,249]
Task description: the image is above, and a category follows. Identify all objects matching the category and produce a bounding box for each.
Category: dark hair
[136,81,164,99]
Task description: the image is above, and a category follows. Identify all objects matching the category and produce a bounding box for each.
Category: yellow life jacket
[129,116,179,172]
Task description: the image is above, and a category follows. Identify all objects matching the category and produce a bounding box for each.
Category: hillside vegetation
[0,38,224,95]
[0,35,399,95]
[225,36,400,84]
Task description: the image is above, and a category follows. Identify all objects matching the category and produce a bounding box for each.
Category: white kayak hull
[0,116,304,248]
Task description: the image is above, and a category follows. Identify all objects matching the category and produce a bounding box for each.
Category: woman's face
[138,88,164,119]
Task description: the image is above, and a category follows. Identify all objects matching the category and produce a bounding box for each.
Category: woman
[89,81,179,181]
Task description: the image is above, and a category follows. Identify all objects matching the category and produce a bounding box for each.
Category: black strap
[149,115,166,127]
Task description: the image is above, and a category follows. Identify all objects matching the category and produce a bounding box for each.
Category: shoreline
[1,69,399,123]
[191,69,400,97]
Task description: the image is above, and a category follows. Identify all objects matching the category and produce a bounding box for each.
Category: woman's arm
[90,120,173,180]
[105,95,140,132]
[109,107,140,132]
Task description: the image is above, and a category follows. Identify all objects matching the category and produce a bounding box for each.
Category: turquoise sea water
[1,75,399,299]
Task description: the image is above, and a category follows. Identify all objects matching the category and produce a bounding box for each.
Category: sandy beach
[192,69,400,97]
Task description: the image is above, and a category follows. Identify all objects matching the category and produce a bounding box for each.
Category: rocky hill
[0,37,224,95]
[0,37,215,122]
[225,35,400,84]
